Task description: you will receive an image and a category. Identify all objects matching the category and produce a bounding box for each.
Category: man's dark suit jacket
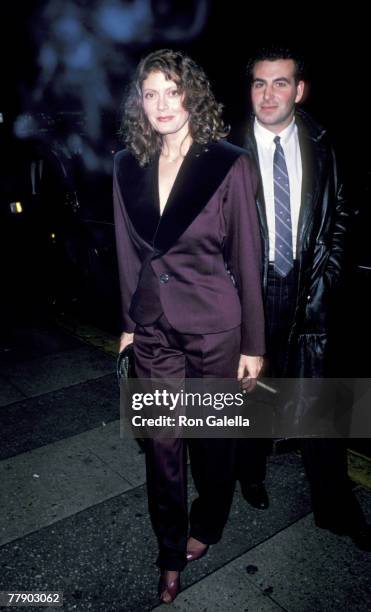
[113,140,265,356]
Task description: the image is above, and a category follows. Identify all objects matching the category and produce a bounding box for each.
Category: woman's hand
[119,331,134,353]
[237,354,264,392]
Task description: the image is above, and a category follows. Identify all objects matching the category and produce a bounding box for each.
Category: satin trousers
[134,314,240,570]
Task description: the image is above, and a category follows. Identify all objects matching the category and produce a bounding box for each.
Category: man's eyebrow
[252,77,291,83]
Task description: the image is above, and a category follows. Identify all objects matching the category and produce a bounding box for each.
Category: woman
[114,49,265,604]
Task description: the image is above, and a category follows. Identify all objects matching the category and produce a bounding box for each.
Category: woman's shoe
[186,537,209,562]
[158,570,180,604]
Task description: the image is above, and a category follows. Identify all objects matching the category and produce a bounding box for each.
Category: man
[237,46,371,550]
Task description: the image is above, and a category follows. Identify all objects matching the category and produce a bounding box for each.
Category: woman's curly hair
[119,49,229,166]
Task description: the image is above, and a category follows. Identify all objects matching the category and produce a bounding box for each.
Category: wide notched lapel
[114,149,160,245]
[153,141,245,256]
[114,141,244,256]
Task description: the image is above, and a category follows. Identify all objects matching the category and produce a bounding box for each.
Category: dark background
[1,1,370,362]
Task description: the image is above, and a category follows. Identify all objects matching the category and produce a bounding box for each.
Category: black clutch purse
[116,343,136,384]
[117,343,145,450]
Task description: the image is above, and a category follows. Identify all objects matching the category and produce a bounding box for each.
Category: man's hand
[119,332,134,353]
[237,354,264,392]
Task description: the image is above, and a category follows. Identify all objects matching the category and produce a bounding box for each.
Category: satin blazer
[113,140,265,356]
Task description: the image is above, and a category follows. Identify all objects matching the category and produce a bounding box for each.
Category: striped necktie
[273,135,293,276]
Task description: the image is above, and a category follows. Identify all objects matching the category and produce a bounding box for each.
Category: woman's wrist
[119,332,134,353]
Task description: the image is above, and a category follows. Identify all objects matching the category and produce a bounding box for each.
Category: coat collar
[115,141,245,257]
[294,109,328,254]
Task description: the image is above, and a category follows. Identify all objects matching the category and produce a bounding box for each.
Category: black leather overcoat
[244,110,354,378]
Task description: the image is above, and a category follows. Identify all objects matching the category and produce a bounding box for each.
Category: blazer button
[159,273,170,284]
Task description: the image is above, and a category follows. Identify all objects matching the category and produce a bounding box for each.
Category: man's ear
[295,80,305,104]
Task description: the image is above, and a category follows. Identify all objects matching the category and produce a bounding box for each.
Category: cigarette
[257,380,278,394]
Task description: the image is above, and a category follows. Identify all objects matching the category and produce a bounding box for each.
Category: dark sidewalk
[1,319,370,611]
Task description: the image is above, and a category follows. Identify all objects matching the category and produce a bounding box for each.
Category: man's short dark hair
[246,45,305,83]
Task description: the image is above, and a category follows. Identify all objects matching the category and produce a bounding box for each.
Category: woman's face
[142,70,189,136]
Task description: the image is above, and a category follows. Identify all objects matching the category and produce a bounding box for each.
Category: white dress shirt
[254,117,302,260]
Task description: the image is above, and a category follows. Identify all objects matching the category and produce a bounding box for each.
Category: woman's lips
[157,116,174,122]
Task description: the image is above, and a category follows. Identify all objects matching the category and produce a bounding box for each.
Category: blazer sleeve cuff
[240,336,266,357]
[122,316,136,334]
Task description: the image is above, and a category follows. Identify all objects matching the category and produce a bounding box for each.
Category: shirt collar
[254,116,296,148]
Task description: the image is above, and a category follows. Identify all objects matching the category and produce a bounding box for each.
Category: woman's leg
[144,437,188,570]
[188,437,237,544]
[183,326,241,545]
[134,316,188,571]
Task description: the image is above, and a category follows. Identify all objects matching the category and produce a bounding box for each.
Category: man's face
[251,59,304,133]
